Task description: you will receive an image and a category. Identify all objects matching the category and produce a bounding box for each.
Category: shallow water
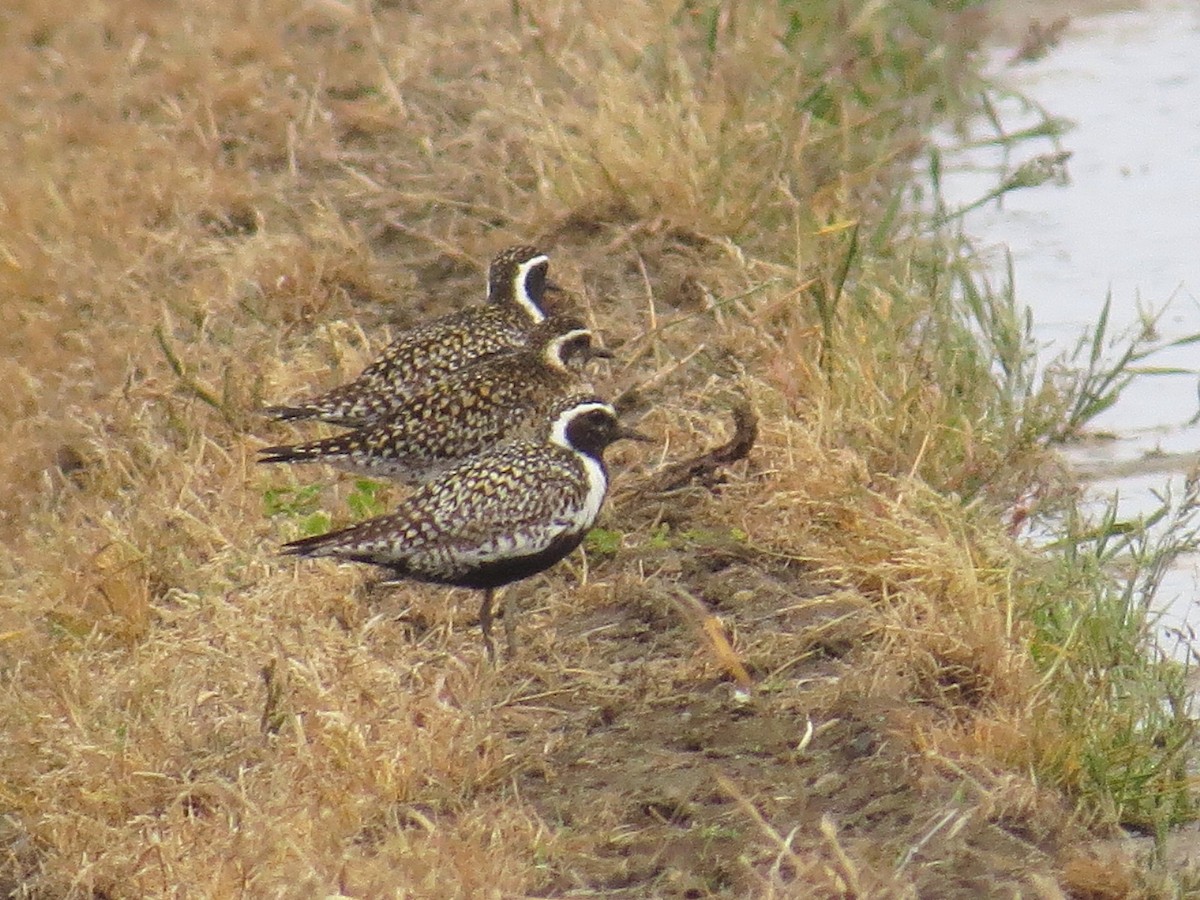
[930,1,1200,657]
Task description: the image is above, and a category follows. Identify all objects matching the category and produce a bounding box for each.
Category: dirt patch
[481,559,1074,897]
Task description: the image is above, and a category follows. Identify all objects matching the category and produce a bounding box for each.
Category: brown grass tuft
[1,0,1188,896]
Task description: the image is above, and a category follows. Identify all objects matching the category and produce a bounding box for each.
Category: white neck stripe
[576,452,608,529]
[513,255,550,322]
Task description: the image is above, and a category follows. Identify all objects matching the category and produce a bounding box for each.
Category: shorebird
[258,315,613,482]
[280,395,650,659]
[263,245,557,427]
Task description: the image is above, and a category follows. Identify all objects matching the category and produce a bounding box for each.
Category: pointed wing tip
[260,405,311,421]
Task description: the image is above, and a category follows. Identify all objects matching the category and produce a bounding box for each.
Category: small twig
[818,815,863,897]
[260,659,286,735]
[715,772,802,861]
[153,323,235,425]
[668,587,754,690]
[645,399,758,493]
[381,219,479,271]
[359,0,409,119]
[611,344,706,414]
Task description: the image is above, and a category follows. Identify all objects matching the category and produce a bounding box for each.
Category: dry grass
[1,0,1195,897]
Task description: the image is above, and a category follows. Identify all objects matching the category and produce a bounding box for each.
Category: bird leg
[500,589,519,659]
[478,587,496,663]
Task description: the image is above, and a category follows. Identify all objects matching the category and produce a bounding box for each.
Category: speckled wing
[259,352,584,479]
[283,442,600,582]
[394,365,549,454]
[354,306,529,396]
[263,305,532,427]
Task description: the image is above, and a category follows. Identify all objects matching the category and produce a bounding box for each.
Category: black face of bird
[488,245,550,320]
[538,323,615,370]
[556,403,653,460]
[564,332,614,365]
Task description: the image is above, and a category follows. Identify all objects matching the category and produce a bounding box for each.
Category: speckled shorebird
[258,315,613,482]
[263,245,556,427]
[280,395,650,659]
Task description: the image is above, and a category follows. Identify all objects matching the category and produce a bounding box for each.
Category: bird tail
[259,390,364,427]
[260,404,319,421]
[280,529,345,558]
[257,434,356,465]
[281,526,410,576]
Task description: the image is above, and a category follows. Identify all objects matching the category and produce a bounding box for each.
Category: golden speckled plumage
[282,397,651,656]
[258,315,611,481]
[287,438,592,584]
[263,246,553,427]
